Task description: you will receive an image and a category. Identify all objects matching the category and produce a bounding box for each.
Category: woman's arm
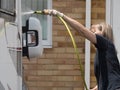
[43,9,97,44]
[90,85,98,90]
[62,15,96,44]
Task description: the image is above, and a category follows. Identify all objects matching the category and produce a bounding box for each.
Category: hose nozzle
[34,10,50,15]
[34,11,43,14]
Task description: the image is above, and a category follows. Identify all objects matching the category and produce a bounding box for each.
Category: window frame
[21,0,52,48]
[42,0,52,48]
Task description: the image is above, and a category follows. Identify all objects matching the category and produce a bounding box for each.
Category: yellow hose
[57,16,88,90]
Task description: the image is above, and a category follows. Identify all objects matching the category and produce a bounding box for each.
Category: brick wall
[23,0,105,90]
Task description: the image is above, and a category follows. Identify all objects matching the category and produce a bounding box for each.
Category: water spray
[22,11,34,15]
[27,10,88,90]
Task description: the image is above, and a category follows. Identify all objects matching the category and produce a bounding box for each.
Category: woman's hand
[43,9,64,17]
[90,85,98,90]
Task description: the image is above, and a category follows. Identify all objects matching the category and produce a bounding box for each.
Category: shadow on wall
[0,81,5,90]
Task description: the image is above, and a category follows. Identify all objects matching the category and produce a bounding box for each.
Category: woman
[43,9,120,90]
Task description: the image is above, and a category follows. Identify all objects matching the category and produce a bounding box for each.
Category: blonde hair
[99,22,114,43]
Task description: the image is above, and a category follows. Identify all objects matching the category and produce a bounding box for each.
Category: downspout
[106,0,112,25]
[85,0,91,89]
[16,0,22,90]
